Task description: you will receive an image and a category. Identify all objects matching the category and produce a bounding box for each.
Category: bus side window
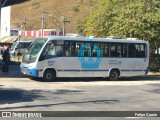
[135,44,146,58]
[46,44,63,58]
[75,42,80,57]
[48,44,56,56]
[64,41,77,57]
[128,44,136,57]
[121,44,127,57]
[110,44,117,57]
[65,51,70,56]
[71,42,76,56]
[103,43,109,57]
[65,41,71,56]
[84,43,91,57]
[39,44,50,61]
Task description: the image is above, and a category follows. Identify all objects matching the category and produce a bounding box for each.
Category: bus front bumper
[20,66,39,77]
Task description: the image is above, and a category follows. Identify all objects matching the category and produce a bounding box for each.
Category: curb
[148,72,160,76]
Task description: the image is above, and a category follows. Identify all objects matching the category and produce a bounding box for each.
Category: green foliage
[76,20,85,35]
[85,0,160,39]
[84,0,160,61]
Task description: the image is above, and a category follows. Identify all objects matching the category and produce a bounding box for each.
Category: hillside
[11,0,91,34]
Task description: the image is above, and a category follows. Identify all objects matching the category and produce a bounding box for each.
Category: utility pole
[41,12,47,36]
[62,16,70,36]
[22,17,26,36]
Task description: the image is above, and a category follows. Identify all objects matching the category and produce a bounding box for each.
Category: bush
[149,54,160,72]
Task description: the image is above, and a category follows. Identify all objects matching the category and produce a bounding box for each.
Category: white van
[10,41,32,56]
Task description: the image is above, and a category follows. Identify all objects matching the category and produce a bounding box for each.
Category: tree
[76,20,85,35]
[85,0,118,37]
[85,0,160,37]
[84,0,160,69]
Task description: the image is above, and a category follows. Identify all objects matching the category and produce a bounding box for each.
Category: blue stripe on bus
[82,70,109,72]
[121,70,130,72]
[121,70,146,72]
[57,69,109,72]
[131,70,144,72]
[57,69,146,72]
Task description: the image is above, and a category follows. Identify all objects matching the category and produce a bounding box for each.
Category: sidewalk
[0,61,26,77]
[0,55,25,77]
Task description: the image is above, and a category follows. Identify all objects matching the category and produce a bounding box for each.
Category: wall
[1,6,11,37]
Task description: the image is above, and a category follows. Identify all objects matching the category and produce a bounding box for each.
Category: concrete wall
[1,6,11,38]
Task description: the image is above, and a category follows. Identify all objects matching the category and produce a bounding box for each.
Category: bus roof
[40,36,149,44]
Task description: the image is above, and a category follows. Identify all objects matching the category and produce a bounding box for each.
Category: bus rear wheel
[43,69,55,81]
[109,70,119,81]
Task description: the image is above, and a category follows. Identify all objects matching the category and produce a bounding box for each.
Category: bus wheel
[109,70,119,81]
[43,69,55,81]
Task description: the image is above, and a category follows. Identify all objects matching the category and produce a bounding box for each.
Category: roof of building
[0,36,36,43]
[0,36,18,43]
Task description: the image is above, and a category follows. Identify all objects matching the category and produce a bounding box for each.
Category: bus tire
[109,70,119,81]
[43,69,55,81]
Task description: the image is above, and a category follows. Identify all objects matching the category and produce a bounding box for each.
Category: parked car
[10,41,32,56]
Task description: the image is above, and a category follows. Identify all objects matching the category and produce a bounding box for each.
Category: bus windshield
[22,38,47,63]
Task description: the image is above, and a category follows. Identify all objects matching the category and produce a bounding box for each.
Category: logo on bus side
[48,60,55,66]
[78,43,103,69]
[109,60,122,65]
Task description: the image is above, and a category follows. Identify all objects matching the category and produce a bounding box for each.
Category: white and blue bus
[20,36,149,81]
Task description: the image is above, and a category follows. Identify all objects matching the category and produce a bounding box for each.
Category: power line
[45,13,57,17]
[11,20,23,24]
[11,13,70,34]
[11,15,41,24]
[27,15,41,20]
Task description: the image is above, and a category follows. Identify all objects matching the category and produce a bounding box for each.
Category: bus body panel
[21,57,148,78]
[21,62,38,77]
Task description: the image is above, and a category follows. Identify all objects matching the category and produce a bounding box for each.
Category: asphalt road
[0,76,160,119]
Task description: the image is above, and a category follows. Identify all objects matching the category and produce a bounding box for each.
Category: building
[19,29,63,37]
[1,6,11,38]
